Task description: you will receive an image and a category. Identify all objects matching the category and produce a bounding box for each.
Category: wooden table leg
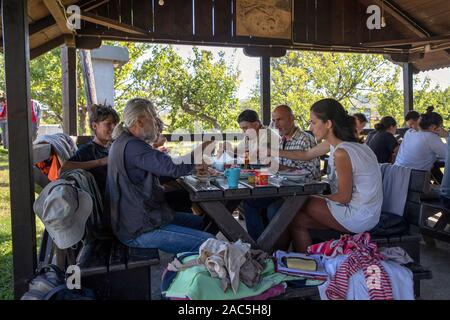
[257,195,309,253]
[198,201,257,247]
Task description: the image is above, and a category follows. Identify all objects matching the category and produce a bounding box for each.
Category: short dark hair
[90,104,120,128]
[405,110,420,121]
[353,113,368,123]
[237,109,260,123]
[0,97,5,102]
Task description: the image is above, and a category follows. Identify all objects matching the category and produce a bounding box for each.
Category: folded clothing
[162,253,323,300]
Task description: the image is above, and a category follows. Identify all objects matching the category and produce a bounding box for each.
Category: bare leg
[289,197,349,253]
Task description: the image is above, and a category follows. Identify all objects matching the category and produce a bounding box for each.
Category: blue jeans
[125,212,214,254]
[242,198,284,241]
[441,133,450,199]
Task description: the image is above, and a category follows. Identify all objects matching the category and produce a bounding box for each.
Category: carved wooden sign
[236,0,292,39]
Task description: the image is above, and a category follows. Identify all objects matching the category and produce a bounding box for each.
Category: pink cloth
[308,233,393,300]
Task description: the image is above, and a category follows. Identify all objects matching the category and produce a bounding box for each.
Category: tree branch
[181,102,221,129]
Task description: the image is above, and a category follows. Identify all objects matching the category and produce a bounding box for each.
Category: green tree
[251,51,449,129]
[250,51,392,128]
[114,44,241,131]
[371,68,450,127]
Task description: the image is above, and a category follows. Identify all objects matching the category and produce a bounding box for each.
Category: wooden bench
[76,238,160,300]
[419,197,450,244]
[306,168,433,298]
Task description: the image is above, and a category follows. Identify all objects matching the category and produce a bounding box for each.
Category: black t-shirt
[69,140,109,197]
[366,131,399,164]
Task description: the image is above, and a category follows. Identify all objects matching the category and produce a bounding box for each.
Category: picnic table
[178,175,330,253]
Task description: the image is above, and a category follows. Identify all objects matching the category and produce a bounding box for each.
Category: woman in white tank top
[286,99,383,253]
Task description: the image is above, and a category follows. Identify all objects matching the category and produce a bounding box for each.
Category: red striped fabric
[308,233,393,300]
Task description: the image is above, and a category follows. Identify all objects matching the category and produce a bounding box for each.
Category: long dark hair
[375,116,397,132]
[419,106,443,130]
[310,98,358,143]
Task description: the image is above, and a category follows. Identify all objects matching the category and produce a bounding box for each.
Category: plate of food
[277,169,308,182]
[193,167,222,183]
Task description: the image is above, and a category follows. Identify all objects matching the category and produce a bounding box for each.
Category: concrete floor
[420,239,450,300]
[150,231,450,300]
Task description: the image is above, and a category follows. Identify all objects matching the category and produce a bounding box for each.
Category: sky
[173,44,450,100]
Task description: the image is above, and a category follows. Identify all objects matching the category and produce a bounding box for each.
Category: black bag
[370,212,409,237]
[21,264,96,300]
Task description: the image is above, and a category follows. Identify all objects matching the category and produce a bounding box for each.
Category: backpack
[21,264,96,300]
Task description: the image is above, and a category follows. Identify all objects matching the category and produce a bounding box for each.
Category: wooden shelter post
[62,45,78,136]
[1,0,37,299]
[260,56,271,126]
[403,62,414,116]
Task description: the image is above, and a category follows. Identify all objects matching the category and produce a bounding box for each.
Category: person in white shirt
[282,99,382,253]
[395,107,448,175]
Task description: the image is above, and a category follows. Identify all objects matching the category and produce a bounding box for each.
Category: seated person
[107,98,215,254]
[61,104,119,204]
[353,113,368,141]
[243,105,321,241]
[272,105,321,178]
[441,131,450,203]
[404,110,421,133]
[218,109,278,165]
[153,117,169,152]
[366,116,399,163]
[395,107,448,183]
[285,98,382,253]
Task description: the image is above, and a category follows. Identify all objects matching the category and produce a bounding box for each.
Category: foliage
[114,43,241,131]
[0,49,87,132]
[370,68,450,127]
[0,47,448,132]
[249,51,450,129]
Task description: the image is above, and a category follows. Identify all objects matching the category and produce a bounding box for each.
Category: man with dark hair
[61,104,120,200]
[405,110,420,132]
[217,109,278,165]
[353,113,368,136]
[237,109,259,125]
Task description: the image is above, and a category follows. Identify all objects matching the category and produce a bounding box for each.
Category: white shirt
[395,130,447,171]
[327,142,383,233]
[318,255,414,300]
[236,126,279,165]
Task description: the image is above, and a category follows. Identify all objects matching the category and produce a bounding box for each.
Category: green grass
[0,147,44,300]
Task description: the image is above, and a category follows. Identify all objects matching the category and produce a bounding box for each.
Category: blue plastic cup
[213,161,225,172]
[224,167,241,189]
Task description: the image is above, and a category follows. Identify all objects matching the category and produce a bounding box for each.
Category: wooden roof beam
[29,16,56,35]
[362,34,450,48]
[43,0,74,35]
[358,0,431,38]
[29,0,109,36]
[30,35,102,59]
[79,11,147,35]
